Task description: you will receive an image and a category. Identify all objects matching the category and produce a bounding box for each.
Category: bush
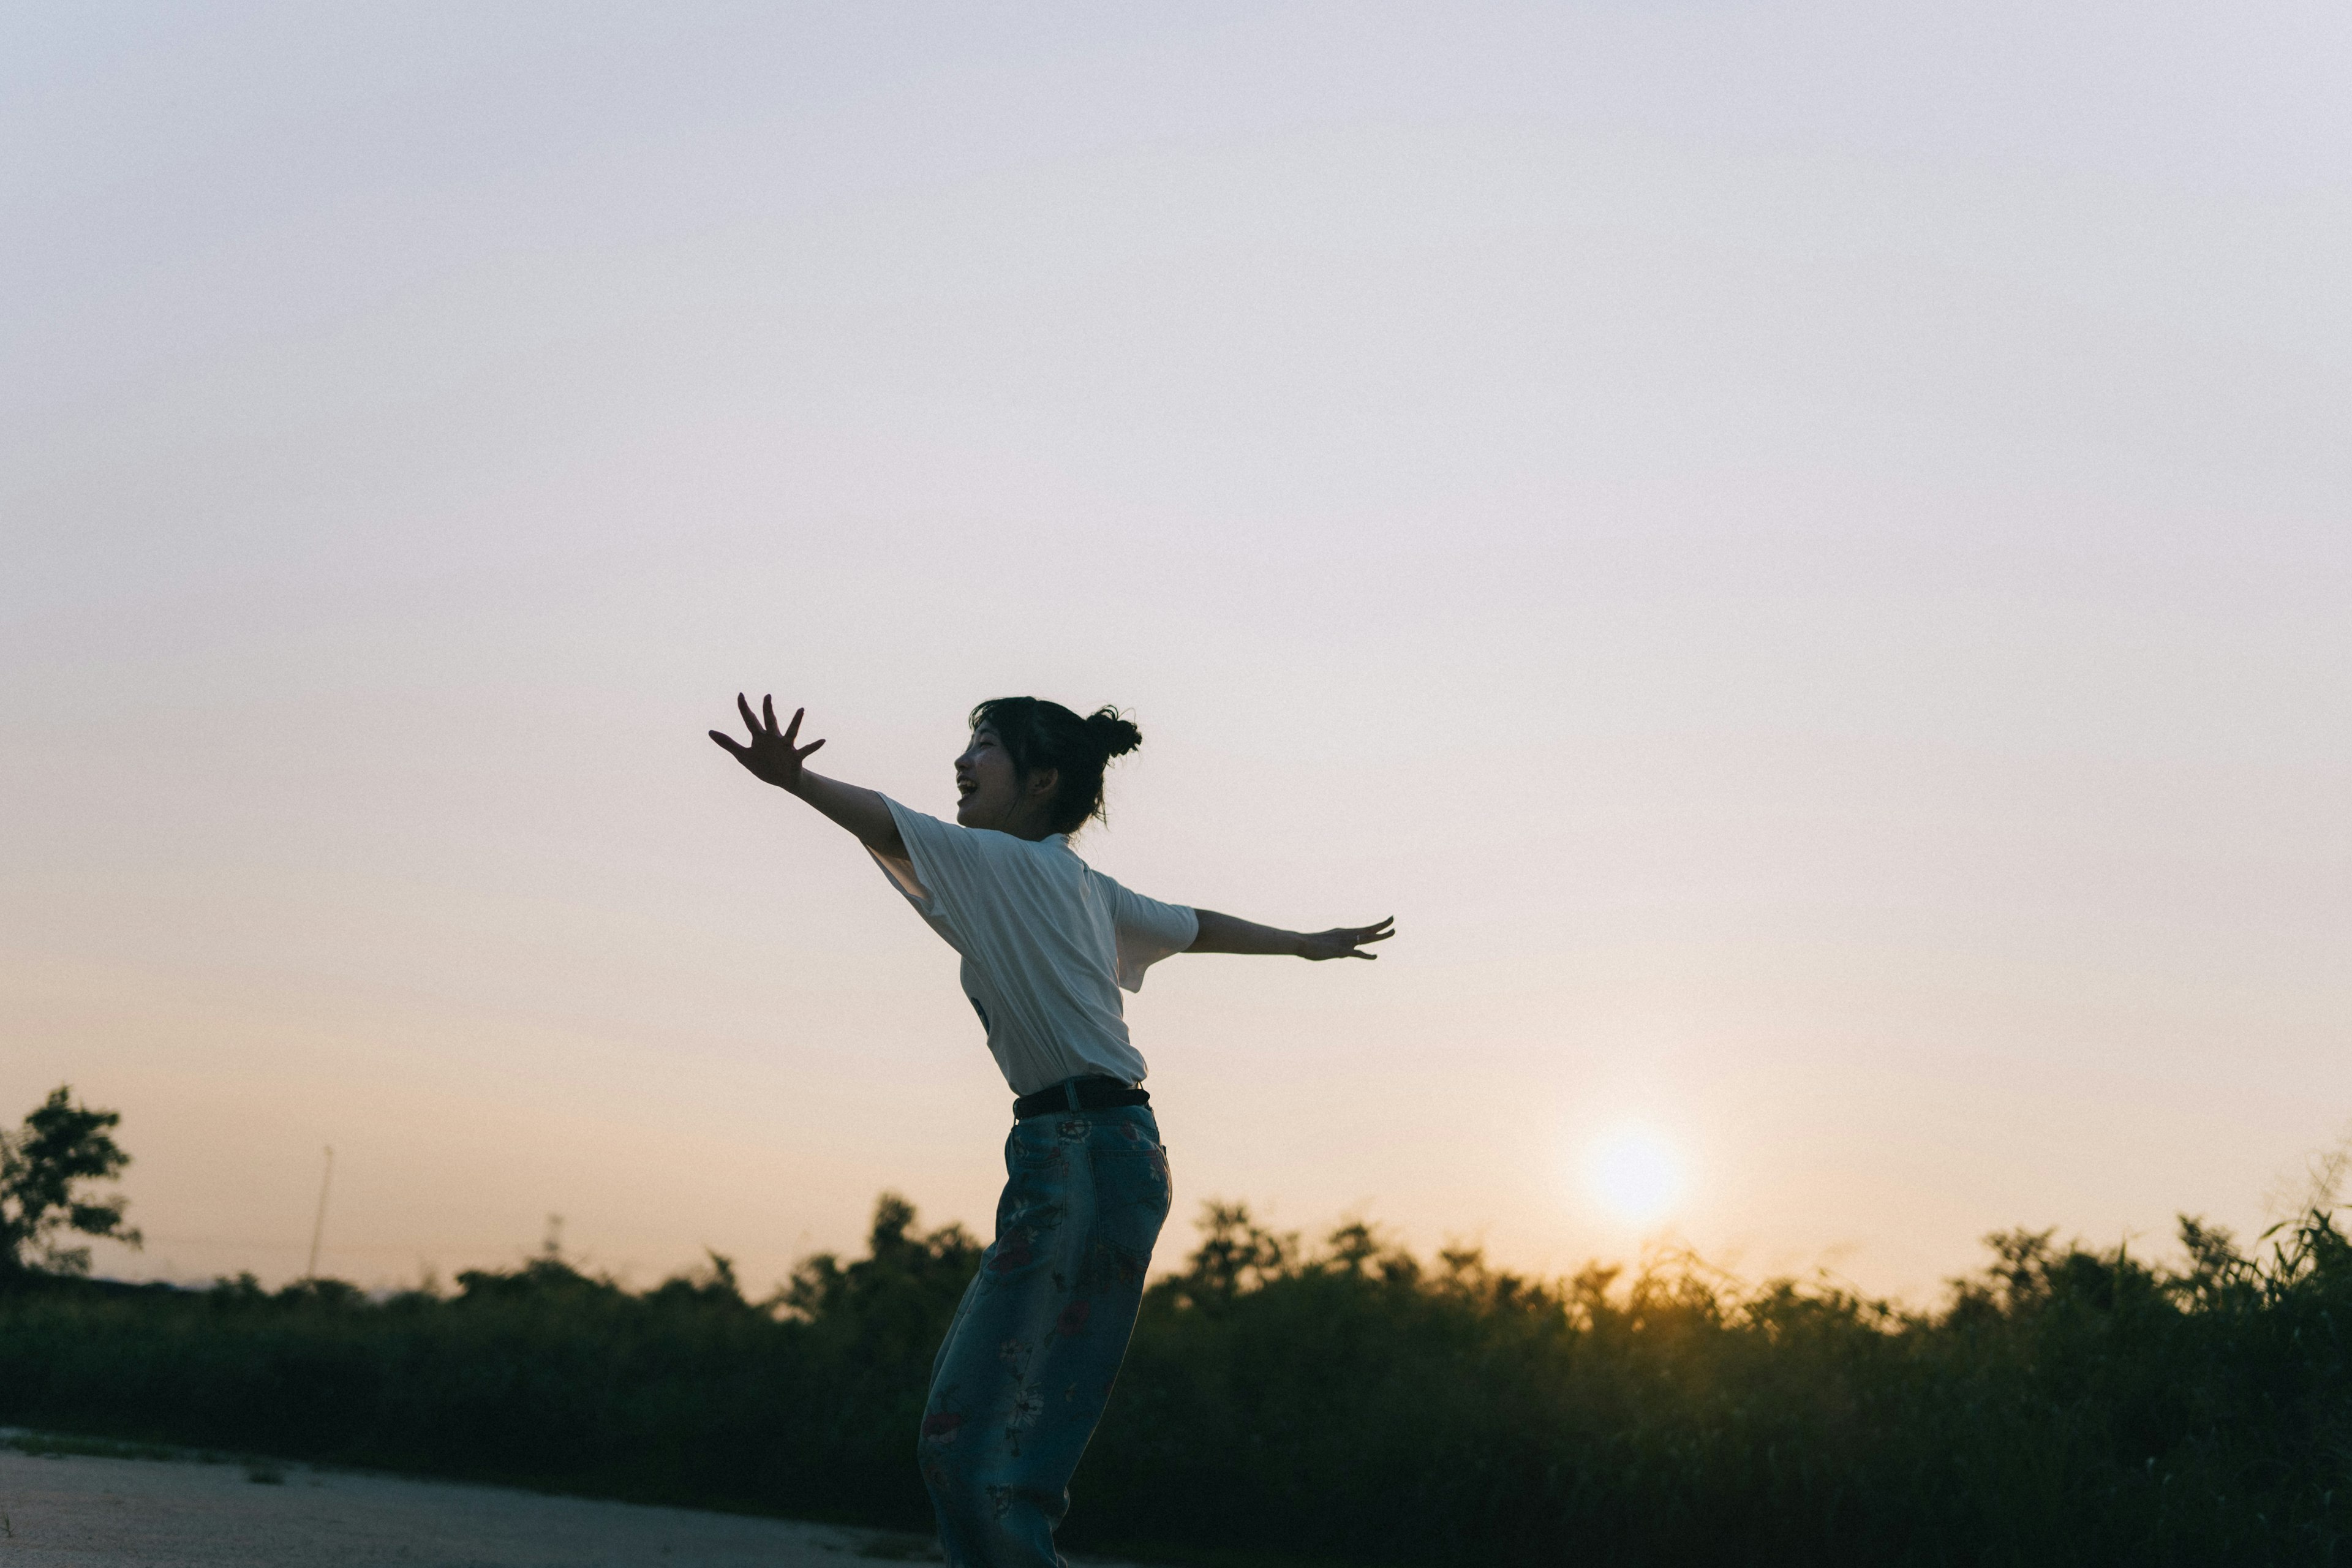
[2,1195,2346,1566]
[0,1195,974,1526]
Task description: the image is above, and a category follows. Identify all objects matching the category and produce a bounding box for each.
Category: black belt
[1013,1075,1150,1120]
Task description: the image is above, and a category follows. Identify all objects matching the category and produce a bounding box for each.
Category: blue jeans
[920,1103,1172,1567]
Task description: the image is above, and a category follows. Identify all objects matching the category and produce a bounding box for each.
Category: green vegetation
[1,1091,2343,1564]
[1,1196,2346,1566]
[0,1085,140,1280]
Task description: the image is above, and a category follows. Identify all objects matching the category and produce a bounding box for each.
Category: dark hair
[968,696,1144,835]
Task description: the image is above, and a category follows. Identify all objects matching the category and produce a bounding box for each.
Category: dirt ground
[0,1443,1153,1567]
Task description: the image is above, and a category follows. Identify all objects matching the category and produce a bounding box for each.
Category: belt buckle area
[1014,1074,1140,1120]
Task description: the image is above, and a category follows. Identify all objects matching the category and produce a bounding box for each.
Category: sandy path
[0,1446,1153,1566]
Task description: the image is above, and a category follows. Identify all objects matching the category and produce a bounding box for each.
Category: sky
[4,1,2347,1305]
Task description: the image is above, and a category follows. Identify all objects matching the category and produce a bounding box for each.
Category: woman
[710,692,1392,1566]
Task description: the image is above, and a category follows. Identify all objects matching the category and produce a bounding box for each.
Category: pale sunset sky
[5,2,2347,1304]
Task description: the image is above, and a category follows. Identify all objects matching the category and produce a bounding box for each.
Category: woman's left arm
[1188,909,1394,961]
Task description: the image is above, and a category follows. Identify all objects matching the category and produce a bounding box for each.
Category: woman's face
[955,726,1061,835]
[954,726,1021,829]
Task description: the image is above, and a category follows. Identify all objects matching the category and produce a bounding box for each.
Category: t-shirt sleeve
[869,796,997,929]
[1107,878,1199,993]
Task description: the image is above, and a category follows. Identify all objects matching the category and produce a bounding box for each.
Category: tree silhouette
[0,1085,141,1280]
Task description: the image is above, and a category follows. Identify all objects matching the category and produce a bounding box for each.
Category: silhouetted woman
[712,693,1390,1566]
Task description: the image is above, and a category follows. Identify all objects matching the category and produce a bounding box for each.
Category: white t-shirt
[868,797,1199,1096]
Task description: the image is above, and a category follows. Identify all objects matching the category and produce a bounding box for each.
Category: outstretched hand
[710,694,826,793]
[1297,917,1395,961]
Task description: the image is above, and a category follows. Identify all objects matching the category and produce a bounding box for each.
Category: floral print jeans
[920,1102,1172,1567]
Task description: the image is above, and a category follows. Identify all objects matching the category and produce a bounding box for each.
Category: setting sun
[1587,1126,1686,1226]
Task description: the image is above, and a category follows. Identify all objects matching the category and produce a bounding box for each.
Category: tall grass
[1,1196,2345,1566]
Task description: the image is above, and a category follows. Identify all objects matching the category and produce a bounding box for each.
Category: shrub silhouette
[2,1188,2347,1565]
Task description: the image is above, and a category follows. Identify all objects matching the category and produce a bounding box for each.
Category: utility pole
[305,1145,334,1280]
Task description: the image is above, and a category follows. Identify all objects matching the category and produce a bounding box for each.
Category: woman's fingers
[1295,922,1391,960]
[715,693,817,786]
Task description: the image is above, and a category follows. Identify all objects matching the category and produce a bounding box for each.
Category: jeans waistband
[1012,1075,1150,1120]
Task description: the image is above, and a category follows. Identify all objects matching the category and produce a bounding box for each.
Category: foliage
[1098,1204,2352,1566]
[0,1085,140,1279]
[1,1187,2347,1566]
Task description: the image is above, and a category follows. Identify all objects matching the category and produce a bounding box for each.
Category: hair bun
[1085,706,1144,759]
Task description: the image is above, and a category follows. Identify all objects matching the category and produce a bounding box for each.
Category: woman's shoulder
[963,824,1087,876]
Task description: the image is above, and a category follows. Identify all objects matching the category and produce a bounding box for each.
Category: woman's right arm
[709,694,905,858]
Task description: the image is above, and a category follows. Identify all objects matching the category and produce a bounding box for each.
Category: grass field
[2,1194,2346,1566]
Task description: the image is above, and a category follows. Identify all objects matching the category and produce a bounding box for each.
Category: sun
[1586,1125,1685,1226]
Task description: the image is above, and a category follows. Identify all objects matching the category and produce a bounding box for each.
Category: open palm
[1298,918,1396,961]
[709,694,825,791]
